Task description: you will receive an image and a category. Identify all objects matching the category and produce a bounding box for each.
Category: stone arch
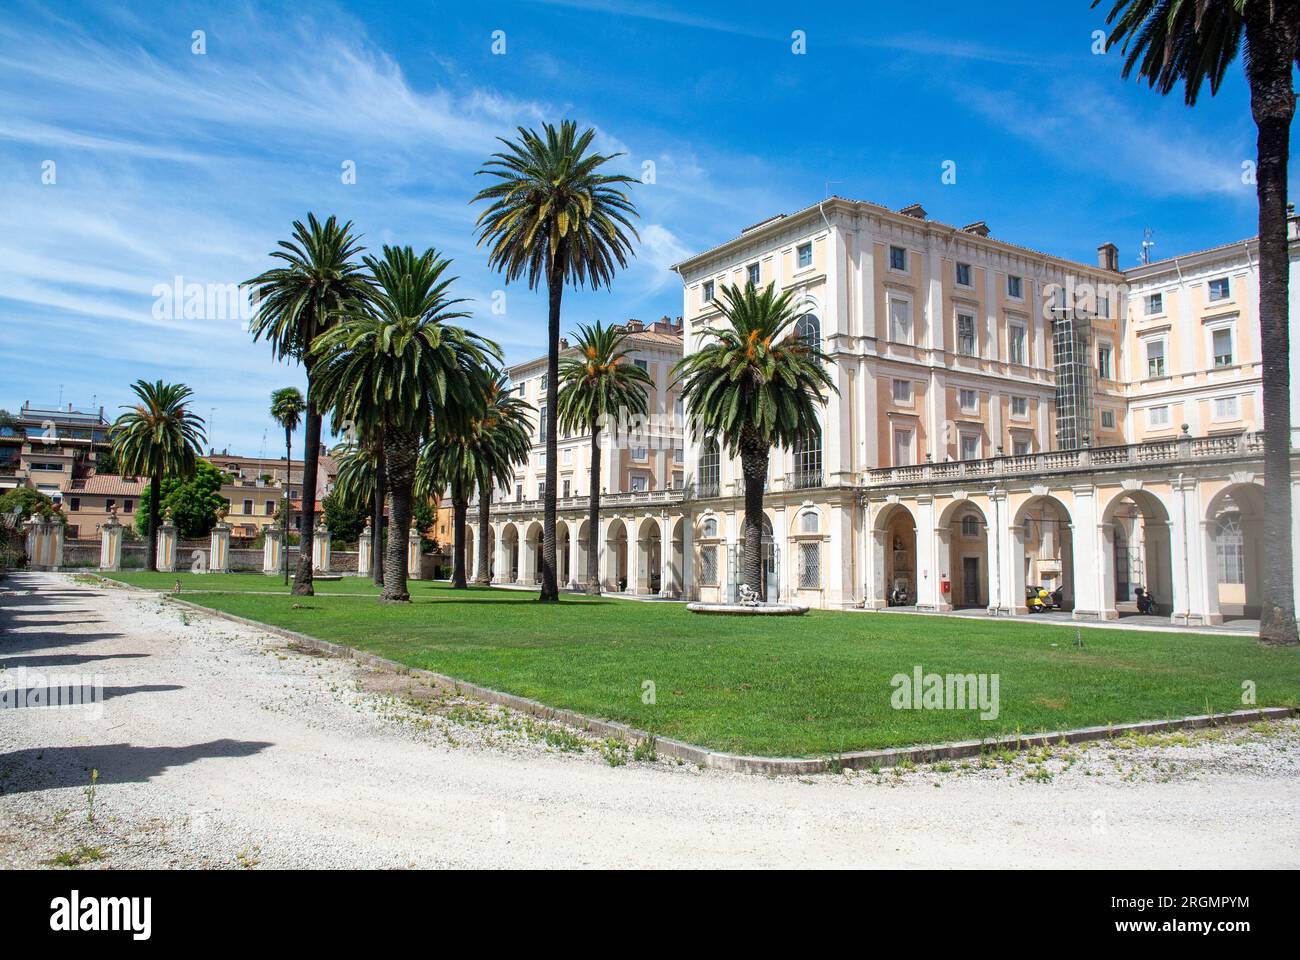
[937,498,989,610]
[1100,487,1174,618]
[1204,482,1265,622]
[498,522,520,583]
[872,502,918,607]
[1012,495,1074,612]
[604,517,629,592]
[522,520,544,585]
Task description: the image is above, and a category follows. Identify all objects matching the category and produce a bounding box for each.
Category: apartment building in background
[473,196,1300,627]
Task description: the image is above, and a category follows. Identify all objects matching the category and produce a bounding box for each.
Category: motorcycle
[1026,585,1049,613]
[1134,586,1157,615]
[1047,586,1066,611]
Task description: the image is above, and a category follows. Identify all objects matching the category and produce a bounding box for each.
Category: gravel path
[1,571,1296,869]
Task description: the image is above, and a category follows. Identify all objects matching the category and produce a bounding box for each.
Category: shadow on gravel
[0,653,149,669]
[0,739,274,794]
[0,631,125,650]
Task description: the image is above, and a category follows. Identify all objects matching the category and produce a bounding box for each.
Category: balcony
[786,470,824,490]
[861,432,1267,488]
[492,484,689,516]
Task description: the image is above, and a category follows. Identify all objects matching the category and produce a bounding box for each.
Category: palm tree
[330,421,386,586]
[1096,0,1298,644]
[269,386,305,585]
[557,321,652,594]
[472,120,640,602]
[416,426,478,589]
[311,245,495,602]
[472,372,533,586]
[246,214,371,596]
[110,380,206,572]
[673,283,835,600]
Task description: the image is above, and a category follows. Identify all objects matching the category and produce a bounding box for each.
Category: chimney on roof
[626,318,644,332]
[899,203,927,220]
[1098,242,1119,272]
[962,220,990,237]
[560,337,569,349]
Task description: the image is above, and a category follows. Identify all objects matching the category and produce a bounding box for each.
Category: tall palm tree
[673,283,835,600]
[416,426,478,589]
[269,386,305,585]
[110,380,206,572]
[246,214,371,596]
[1096,0,1298,644]
[330,421,386,586]
[472,120,640,602]
[557,321,652,594]
[472,372,533,586]
[311,245,494,602]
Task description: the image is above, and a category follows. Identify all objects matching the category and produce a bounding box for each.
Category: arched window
[795,313,821,351]
[800,511,819,534]
[1215,513,1245,584]
[698,439,720,497]
[792,427,822,489]
[702,517,718,538]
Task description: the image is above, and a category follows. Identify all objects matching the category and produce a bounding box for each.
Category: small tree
[136,459,229,541]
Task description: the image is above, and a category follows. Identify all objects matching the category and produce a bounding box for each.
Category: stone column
[659,513,674,597]
[24,518,38,564]
[209,511,231,573]
[263,525,282,575]
[49,518,64,571]
[931,525,953,612]
[568,525,582,591]
[99,510,123,571]
[1069,486,1102,619]
[680,512,695,600]
[312,518,331,574]
[357,521,371,578]
[913,494,937,610]
[157,512,178,572]
[407,527,422,580]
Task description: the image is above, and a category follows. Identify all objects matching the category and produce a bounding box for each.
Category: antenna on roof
[1140,227,1156,265]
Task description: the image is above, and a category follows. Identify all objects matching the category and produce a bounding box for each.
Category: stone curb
[133,586,1297,777]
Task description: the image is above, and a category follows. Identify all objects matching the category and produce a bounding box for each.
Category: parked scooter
[1026,585,1049,613]
[1134,586,1157,615]
[1047,586,1066,611]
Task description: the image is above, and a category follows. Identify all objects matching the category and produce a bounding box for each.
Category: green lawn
[102,572,1300,757]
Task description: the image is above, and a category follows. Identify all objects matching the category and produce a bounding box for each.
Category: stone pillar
[932,525,953,612]
[568,525,582,591]
[520,529,535,585]
[312,518,331,574]
[357,522,371,578]
[99,511,123,571]
[1069,486,1102,619]
[49,518,64,571]
[157,512,177,572]
[24,518,38,564]
[680,512,695,600]
[913,494,937,610]
[659,514,674,597]
[28,518,64,571]
[263,525,282,575]
[407,527,422,580]
[209,511,231,573]
[985,489,1011,615]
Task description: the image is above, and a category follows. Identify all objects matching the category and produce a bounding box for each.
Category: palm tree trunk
[292,368,321,597]
[586,425,601,594]
[474,474,492,585]
[1247,7,1299,645]
[451,482,468,589]
[371,441,385,587]
[283,425,293,586]
[539,264,563,602]
[382,429,417,602]
[145,472,161,572]
[739,429,768,601]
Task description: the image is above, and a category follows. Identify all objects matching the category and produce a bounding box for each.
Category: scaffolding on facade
[1050,306,1094,450]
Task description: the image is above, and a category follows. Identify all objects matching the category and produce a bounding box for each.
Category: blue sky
[1,0,1289,456]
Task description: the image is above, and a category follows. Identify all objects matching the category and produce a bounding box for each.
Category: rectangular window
[1097,292,1110,318]
[1008,323,1027,365]
[243,499,253,514]
[1012,438,1032,457]
[1007,275,1023,299]
[562,448,572,464]
[702,280,714,302]
[955,262,972,287]
[956,314,976,356]
[1101,409,1117,429]
[538,482,546,500]
[959,433,981,461]
[632,446,647,460]
[630,475,648,492]
[540,374,548,392]
[1097,342,1113,380]
[1213,396,1239,420]
[674,446,684,463]
[889,245,907,271]
[893,428,914,467]
[265,501,275,515]
[959,388,978,412]
[747,262,760,285]
[122,499,133,513]
[798,542,820,589]
[889,298,912,344]
[700,545,719,585]
[891,379,912,404]
[105,499,115,513]
[1212,328,1234,367]
[515,484,522,502]
[1145,339,1166,378]
[1208,277,1231,302]
[796,242,812,268]
[1146,292,1163,315]
[562,479,571,497]
[69,497,80,511]
[634,358,649,372]
[1010,396,1029,418]
[538,405,547,441]
[1148,405,1171,428]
